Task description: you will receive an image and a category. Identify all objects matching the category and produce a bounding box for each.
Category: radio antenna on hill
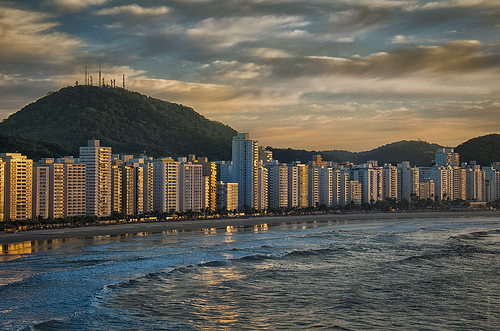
[123,74,125,89]
[85,63,88,85]
[98,64,101,87]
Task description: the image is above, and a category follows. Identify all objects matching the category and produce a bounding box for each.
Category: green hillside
[0,85,237,160]
[269,140,441,166]
[455,134,500,166]
[0,132,76,161]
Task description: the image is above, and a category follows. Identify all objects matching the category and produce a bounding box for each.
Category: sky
[0,0,499,152]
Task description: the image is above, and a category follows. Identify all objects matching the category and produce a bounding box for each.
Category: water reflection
[0,219,334,262]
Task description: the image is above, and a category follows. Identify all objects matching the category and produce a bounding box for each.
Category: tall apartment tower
[153,158,180,213]
[33,158,65,219]
[1,153,33,221]
[232,133,259,210]
[59,157,86,217]
[265,161,288,209]
[79,140,112,217]
[435,148,460,167]
[397,162,419,201]
[0,159,5,221]
[180,162,203,212]
[383,164,398,200]
[196,157,217,212]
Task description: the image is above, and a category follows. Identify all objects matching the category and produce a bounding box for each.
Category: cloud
[186,15,309,50]
[269,40,500,80]
[0,5,83,70]
[96,4,170,16]
[53,0,107,14]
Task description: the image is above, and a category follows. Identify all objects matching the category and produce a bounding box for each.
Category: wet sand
[1,211,499,245]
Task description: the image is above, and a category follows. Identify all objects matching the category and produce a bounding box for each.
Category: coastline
[1,210,500,246]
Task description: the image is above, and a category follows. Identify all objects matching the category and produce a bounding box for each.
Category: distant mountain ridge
[0,85,498,165]
[0,85,237,160]
[269,135,500,166]
[268,140,442,166]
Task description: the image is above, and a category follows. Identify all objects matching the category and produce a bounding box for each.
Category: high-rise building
[59,157,86,217]
[352,164,383,203]
[0,159,5,221]
[463,162,485,201]
[483,167,499,202]
[383,164,398,200]
[1,153,33,221]
[196,157,217,212]
[256,162,268,211]
[397,162,419,201]
[308,166,320,207]
[419,179,435,200]
[33,158,65,219]
[296,163,309,208]
[419,165,453,201]
[153,158,180,213]
[265,161,288,209]
[79,140,112,217]
[435,148,460,167]
[180,162,203,212]
[216,181,238,212]
[287,163,299,208]
[318,167,333,207]
[232,133,259,210]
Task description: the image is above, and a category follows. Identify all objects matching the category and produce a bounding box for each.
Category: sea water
[1,216,499,330]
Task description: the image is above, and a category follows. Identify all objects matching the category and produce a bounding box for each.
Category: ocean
[1,216,499,330]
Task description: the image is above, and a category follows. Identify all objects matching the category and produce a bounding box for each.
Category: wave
[449,229,499,239]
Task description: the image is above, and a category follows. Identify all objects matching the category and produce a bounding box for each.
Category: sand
[1,210,499,246]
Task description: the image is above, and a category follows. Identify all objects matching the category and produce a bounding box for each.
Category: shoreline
[2,210,500,246]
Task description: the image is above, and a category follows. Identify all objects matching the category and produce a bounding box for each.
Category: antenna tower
[85,63,88,85]
[98,64,101,87]
[123,74,125,89]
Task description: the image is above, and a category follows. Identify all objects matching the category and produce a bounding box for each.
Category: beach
[2,210,499,245]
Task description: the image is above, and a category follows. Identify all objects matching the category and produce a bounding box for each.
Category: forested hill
[0,85,237,160]
[455,134,500,166]
[268,140,442,166]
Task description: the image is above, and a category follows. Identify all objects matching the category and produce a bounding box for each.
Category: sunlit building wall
[79,140,112,217]
[33,158,65,219]
[1,153,33,221]
[265,160,288,209]
[483,167,499,201]
[232,133,259,210]
[180,162,203,212]
[318,167,333,207]
[111,160,123,214]
[153,158,180,213]
[287,164,299,208]
[435,148,460,167]
[419,166,453,201]
[383,164,398,200]
[452,167,467,201]
[0,159,5,221]
[256,162,268,211]
[308,166,320,207]
[348,180,362,204]
[419,179,435,200]
[463,162,485,201]
[216,181,238,212]
[59,157,86,217]
[397,162,420,201]
[196,157,217,212]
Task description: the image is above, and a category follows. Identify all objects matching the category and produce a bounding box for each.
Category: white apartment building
[180,162,203,212]
[1,153,33,221]
[153,158,180,213]
[232,133,259,210]
[265,160,288,209]
[79,140,112,217]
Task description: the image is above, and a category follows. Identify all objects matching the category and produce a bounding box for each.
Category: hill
[269,140,441,166]
[0,85,237,160]
[0,132,76,161]
[455,134,500,166]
